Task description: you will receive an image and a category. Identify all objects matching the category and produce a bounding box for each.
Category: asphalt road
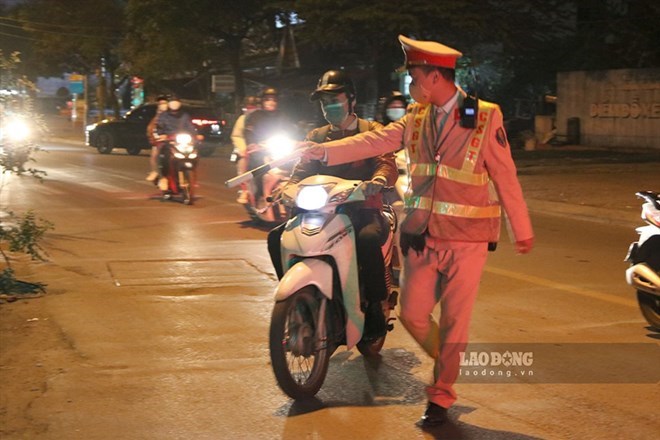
[1,140,658,439]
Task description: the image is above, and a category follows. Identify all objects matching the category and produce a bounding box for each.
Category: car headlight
[86,123,98,132]
[296,185,328,210]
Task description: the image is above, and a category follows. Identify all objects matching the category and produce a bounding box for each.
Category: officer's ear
[431,69,442,85]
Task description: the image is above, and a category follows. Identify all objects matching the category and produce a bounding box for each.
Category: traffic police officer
[300,35,534,428]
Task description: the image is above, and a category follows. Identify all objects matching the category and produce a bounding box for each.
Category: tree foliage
[13,0,125,75]
[121,0,294,102]
[10,0,127,118]
[294,0,576,105]
[0,50,52,294]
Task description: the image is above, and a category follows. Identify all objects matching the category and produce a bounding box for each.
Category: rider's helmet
[155,94,170,112]
[261,87,278,98]
[260,88,278,111]
[310,70,356,103]
[242,95,260,113]
[167,94,182,111]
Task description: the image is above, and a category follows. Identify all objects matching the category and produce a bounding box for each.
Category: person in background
[379,91,409,125]
[231,96,260,203]
[155,95,196,191]
[241,88,291,204]
[145,94,169,182]
[299,35,534,429]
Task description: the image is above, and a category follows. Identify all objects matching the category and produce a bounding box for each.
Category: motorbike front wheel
[269,286,330,399]
[637,290,660,330]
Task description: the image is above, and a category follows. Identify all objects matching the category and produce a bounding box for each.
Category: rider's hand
[269,184,287,202]
[515,237,534,254]
[297,141,325,163]
[361,177,387,197]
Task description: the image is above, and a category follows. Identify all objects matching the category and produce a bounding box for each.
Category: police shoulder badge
[495,127,508,148]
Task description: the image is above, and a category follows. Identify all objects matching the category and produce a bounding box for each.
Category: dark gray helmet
[310,70,355,102]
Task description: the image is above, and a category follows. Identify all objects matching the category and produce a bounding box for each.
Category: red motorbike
[157,133,199,205]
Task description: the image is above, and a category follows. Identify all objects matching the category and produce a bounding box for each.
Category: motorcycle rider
[231,96,261,203]
[155,95,196,192]
[242,87,291,205]
[267,70,399,337]
[145,94,169,182]
[379,91,409,125]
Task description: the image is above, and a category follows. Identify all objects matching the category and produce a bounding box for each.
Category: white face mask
[386,108,406,120]
[409,71,433,104]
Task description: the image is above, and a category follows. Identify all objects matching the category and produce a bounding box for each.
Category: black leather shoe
[421,402,448,427]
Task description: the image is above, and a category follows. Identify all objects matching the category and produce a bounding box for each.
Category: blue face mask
[386,108,406,121]
[322,102,348,126]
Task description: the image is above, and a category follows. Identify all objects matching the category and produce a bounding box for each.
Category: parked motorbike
[625,190,660,330]
[157,133,199,205]
[383,149,409,283]
[231,132,295,223]
[267,175,399,399]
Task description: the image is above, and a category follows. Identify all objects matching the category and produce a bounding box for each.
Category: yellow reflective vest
[321,93,533,245]
[402,99,503,242]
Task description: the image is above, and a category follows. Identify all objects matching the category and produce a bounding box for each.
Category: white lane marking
[485,266,637,308]
[32,185,66,196]
[86,181,128,193]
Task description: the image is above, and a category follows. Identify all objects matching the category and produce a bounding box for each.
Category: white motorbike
[231,133,295,223]
[266,175,399,399]
[625,190,660,330]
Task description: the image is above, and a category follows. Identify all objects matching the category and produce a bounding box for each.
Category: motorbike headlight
[296,185,328,210]
[176,133,192,145]
[5,119,30,142]
[264,133,295,160]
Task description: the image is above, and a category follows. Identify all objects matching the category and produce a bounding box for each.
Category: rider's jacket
[243,109,289,146]
[290,118,398,209]
[156,110,196,137]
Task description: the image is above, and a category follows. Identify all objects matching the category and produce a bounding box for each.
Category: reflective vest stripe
[462,107,493,173]
[409,163,437,176]
[410,163,489,185]
[406,196,501,218]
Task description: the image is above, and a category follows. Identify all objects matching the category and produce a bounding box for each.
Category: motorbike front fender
[626,263,660,296]
[274,259,333,301]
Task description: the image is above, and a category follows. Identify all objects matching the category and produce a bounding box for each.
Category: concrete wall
[556,68,660,149]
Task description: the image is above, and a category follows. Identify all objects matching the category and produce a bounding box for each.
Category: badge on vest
[496,127,508,148]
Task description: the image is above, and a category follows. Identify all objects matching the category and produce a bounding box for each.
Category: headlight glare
[296,185,328,210]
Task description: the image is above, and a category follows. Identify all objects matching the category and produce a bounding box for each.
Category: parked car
[85,103,226,156]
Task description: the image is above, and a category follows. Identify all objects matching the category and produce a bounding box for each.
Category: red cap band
[405,48,458,69]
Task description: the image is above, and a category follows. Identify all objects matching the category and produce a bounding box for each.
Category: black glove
[400,232,426,257]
